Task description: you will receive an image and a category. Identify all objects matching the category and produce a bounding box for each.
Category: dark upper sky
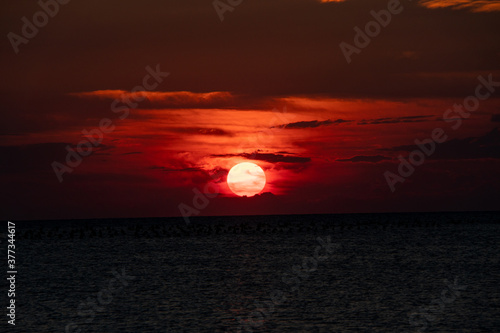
[1,0,499,220]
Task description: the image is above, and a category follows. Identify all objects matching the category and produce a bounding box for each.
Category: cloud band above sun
[419,0,500,12]
[320,0,500,12]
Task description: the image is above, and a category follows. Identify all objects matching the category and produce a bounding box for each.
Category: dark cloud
[388,128,500,160]
[336,155,391,163]
[167,127,233,136]
[275,119,352,129]
[358,115,435,125]
[121,152,142,155]
[234,191,276,199]
[149,166,202,172]
[211,151,311,163]
[148,165,227,185]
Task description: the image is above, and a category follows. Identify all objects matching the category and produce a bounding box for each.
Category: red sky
[1,0,499,220]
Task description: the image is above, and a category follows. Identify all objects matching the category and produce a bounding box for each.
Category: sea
[3,211,499,332]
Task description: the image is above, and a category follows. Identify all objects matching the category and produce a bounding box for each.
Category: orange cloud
[71,90,234,108]
[419,0,500,12]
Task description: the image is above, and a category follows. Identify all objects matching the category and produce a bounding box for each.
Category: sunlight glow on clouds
[320,0,500,12]
[419,0,500,12]
[72,90,234,106]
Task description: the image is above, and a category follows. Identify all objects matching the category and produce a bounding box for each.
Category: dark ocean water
[3,212,500,332]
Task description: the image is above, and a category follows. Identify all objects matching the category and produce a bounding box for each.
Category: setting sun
[227,162,266,197]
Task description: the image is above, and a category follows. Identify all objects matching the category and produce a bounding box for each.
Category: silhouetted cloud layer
[274,119,352,129]
[358,115,435,125]
[388,128,500,160]
[336,155,391,163]
[212,152,311,163]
